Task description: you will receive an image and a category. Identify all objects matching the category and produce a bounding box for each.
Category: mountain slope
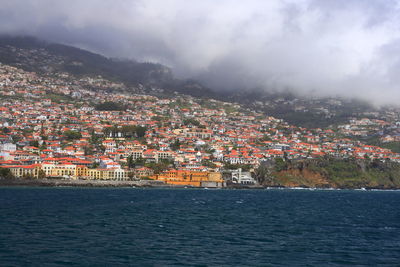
[0,35,390,129]
[0,35,215,97]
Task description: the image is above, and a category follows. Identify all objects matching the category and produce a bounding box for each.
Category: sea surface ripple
[0,188,399,266]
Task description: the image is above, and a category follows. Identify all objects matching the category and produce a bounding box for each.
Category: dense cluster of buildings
[1,63,400,186]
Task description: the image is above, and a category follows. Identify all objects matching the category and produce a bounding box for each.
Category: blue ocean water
[0,188,399,266]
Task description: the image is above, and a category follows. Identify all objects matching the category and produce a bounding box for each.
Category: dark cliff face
[257,158,400,189]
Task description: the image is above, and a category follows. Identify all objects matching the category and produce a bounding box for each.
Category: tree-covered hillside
[256,157,400,189]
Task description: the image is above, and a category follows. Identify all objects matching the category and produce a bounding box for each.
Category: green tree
[183,118,201,127]
[223,163,252,171]
[254,164,273,185]
[0,168,14,179]
[95,101,125,111]
[260,135,272,142]
[38,170,46,179]
[84,145,94,156]
[134,157,146,166]
[274,158,288,172]
[40,141,47,150]
[29,140,39,147]
[12,135,22,143]
[64,130,82,141]
[91,162,100,168]
[120,125,137,138]
[135,126,147,138]
[90,132,99,144]
[127,171,136,180]
[170,139,181,151]
[151,116,164,121]
[127,155,135,168]
[202,160,217,168]
[146,161,171,174]
[1,127,10,134]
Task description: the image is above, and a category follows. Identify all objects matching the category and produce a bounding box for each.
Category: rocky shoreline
[0,178,174,188]
[1,178,398,190]
[0,178,260,189]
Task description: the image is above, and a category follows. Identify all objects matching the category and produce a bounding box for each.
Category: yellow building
[76,166,89,179]
[42,163,80,179]
[2,164,42,178]
[151,170,225,187]
[41,163,126,180]
[87,169,103,180]
[2,164,127,181]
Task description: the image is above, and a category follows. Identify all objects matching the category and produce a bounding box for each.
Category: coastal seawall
[0,178,170,188]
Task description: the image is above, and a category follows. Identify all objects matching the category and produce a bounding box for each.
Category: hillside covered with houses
[2,61,400,188]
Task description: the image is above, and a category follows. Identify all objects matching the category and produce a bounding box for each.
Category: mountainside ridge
[0,35,215,98]
[1,35,399,129]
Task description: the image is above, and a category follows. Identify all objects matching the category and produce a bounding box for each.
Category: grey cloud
[1,0,400,104]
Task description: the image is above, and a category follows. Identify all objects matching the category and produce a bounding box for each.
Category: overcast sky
[1,0,400,103]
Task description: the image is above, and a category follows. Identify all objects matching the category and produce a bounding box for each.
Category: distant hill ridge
[0,35,214,97]
[0,35,383,128]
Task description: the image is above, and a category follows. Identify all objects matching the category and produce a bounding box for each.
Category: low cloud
[1,0,400,103]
